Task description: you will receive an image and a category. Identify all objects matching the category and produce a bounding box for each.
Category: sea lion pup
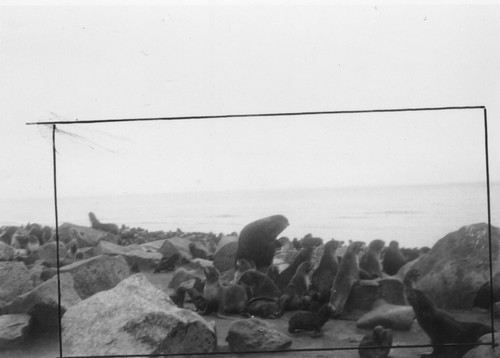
[237,269,281,299]
[203,266,248,317]
[360,239,385,279]
[311,239,342,303]
[235,215,289,272]
[232,258,256,285]
[188,242,208,260]
[329,241,365,317]
[276,246,314,292]
[169,286,188,308]
[278,261,314,314]
[88,212,119,235]
[288,303,334,336]
[404,269,492,358]
[382,240,407,275]
[154,253,180,273]
[358,325,393,358]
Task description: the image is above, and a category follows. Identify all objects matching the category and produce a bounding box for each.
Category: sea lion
[360,239,385,279]
[267,264,280,286]
[237,269,281,299]
[329,241,365,317]
[188,242,208,260]
[203,266,248,317]
[288,304,334,336]
[276,246,314,292]
[311,239,342,303]
[278,236,293,252]
[233,258,256,284]
[235,215,289,272]
[382,240,407,275]
[88,212,119,235]
[245,297,281,318]
[278,261,314,314]
[26,235,41,254]
[404,269,492,358]
[358,325,393,358]
[169,286,187,308]
[299,234,323,248]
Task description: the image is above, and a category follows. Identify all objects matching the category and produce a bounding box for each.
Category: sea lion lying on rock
[88,212,119,235]
[404,269,492,358]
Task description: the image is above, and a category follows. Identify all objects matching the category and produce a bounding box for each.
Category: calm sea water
[1,183,498,248]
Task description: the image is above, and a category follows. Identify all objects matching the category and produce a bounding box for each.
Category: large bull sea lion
[235,215,289,272]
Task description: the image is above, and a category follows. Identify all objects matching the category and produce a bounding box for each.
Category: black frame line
[38,106,493,358]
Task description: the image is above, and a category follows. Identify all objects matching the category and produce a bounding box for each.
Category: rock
[216,235,238,251]
[141,239,169,253]
[2,273,81,327]
[62,273,217,356]
[0,261,33,306]
[0,241,14,261]
[343,278,406,315]
[168,267,204,292]
[226,317,292,352]
[404,223,500,309]
[165,237,194,260]
[60,255,130,299]
[94,240,142,256]
[213,241,238,273]
[357,300,415,331]
[124,250,162,272]
[478,332,500,344]
[0,314,32,349]
[158,239,181,258]
[463,346,500,358]
[37,241,67,267]
[58,223,118,247]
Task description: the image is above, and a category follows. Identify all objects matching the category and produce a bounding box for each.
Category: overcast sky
[1,1,499,199]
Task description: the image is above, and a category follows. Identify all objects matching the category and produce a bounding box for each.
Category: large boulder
[60,255,130,299]
[0,241,14,261]
[62,274,217,356]
[213,241,238,273]
[0,261,33,307]
[58,223,118,247]
[406,223,500,309]
[226,317,292,352]
[141,239,169,253]
[94,241,142,256]
[124,250,162,272]
[356,299,415,331]
[37,241,67,267]
[0,314,32,349]
[2,273,81,327]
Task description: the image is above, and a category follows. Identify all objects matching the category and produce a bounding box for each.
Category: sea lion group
[85,212,492,357]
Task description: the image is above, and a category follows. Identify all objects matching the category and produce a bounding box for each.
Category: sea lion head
[236,258,255,272]
[389,240,399,249]
[373,325,385,339]
[369,239,385,252]
[348,241,366,254]
[203,266,220,283]
[264,215,289,239]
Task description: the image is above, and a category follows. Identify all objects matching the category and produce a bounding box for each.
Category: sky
[1,1,499,200]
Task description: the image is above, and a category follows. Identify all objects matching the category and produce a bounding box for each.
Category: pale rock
[94,240,142,256]
[0,314,32,348]
[213,241,238,273]
[124,249,162,272]
[356,300,415,331]
[60,255,130,299]
[62,273,217,356]
[0,241,14,261]
[58,222,118,247]
[0,261,33,307]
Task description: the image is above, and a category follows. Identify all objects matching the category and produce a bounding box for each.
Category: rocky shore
[0,218,498,358]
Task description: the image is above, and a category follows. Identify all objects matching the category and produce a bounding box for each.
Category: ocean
[2,182,498,249]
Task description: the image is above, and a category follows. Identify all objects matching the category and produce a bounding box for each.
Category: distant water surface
[1,182,498,248]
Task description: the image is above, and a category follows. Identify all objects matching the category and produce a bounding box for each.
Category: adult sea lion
[235,215,289,272]
[329,241,365,317]
[358,325,393,358]
[404,269,492,358]
[278,261,314,314]
[288,304,334,336]
[360,239,385,279]
[382,240,407,275]
[203,266,248,317]
[237,269,281,299]
[88,212,119,235]
[311,239,342,303]
[276,246,314,292]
